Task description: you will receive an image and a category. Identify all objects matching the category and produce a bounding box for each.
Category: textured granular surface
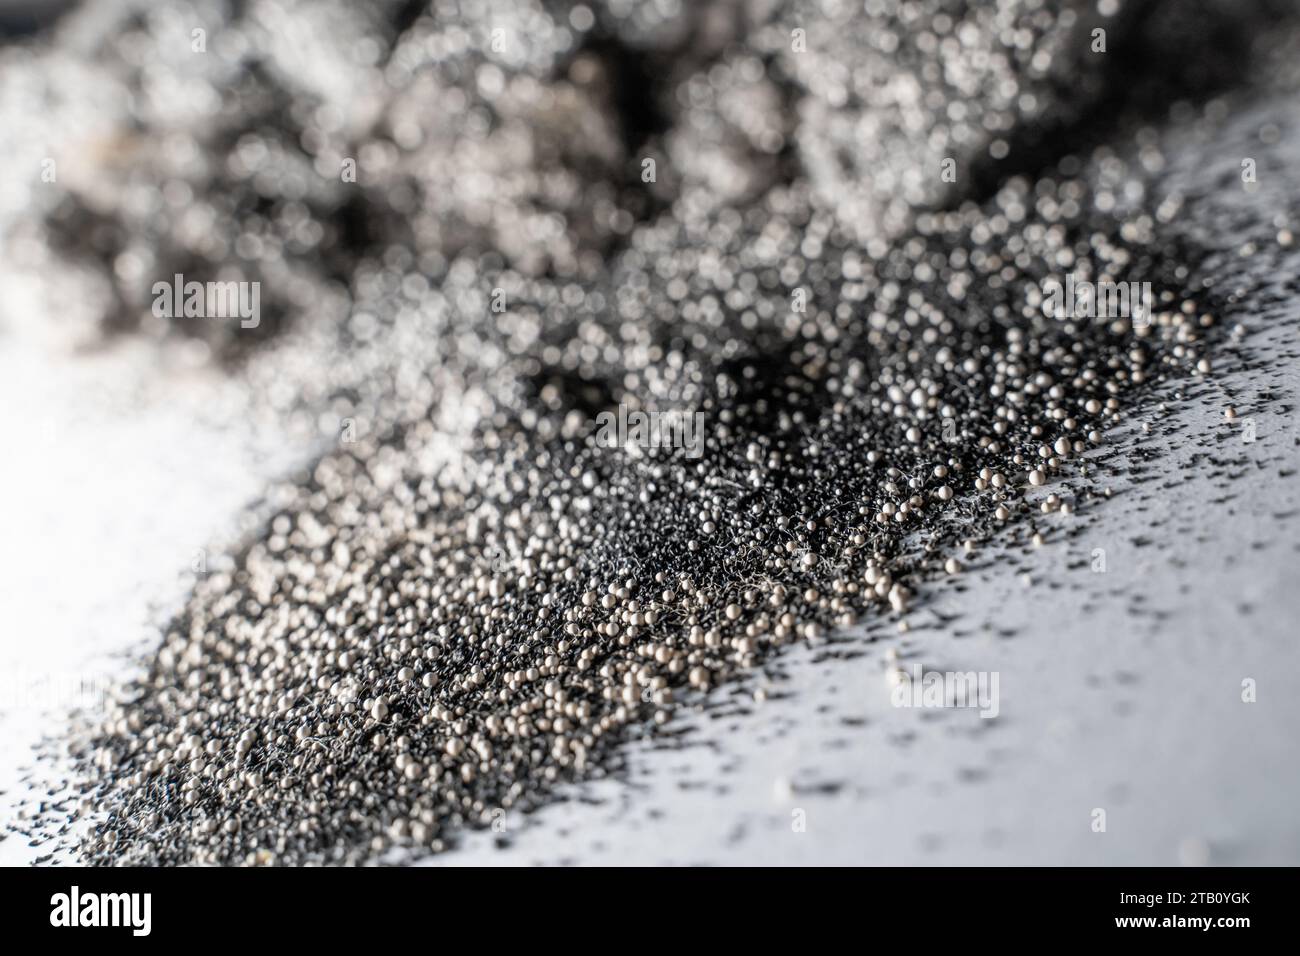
[4,1,1299,864]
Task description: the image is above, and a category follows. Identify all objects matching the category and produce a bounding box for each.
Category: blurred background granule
[3,1,1291,362]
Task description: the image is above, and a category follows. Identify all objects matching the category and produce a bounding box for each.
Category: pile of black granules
[5,0,1297,864]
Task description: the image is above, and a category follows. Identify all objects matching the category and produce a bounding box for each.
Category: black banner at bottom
[0,866,1289,942]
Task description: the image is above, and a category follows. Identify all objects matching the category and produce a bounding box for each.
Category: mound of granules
[5,0,1298,865]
